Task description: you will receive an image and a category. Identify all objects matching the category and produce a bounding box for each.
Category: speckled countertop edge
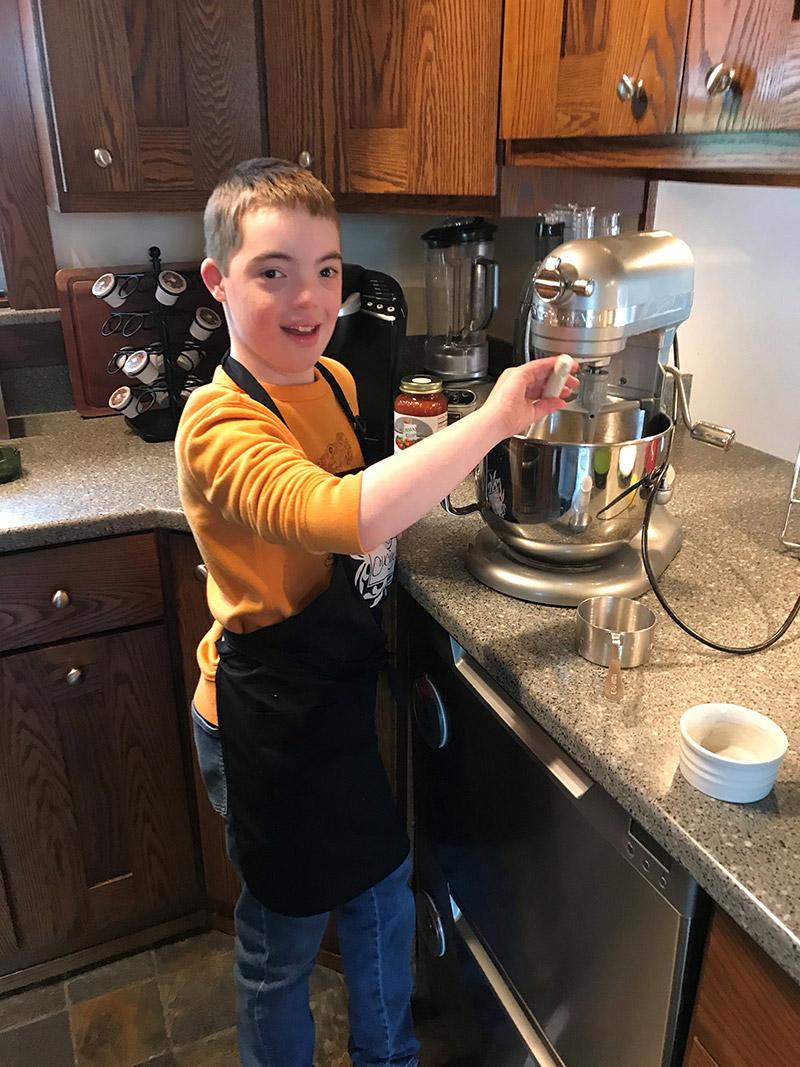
[0,308,60,326]
[2,411,799,984]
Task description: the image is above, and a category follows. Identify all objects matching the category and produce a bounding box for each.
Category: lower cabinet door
[0,624,201,974]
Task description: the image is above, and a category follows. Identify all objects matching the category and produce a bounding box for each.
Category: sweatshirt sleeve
[177,391,365,555]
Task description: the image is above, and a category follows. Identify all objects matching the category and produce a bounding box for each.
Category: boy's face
[202,207,342,383]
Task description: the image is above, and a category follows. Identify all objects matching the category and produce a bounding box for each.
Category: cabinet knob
[51,589,71,609]
[616,74,648,118]
[66,667,84,686]
[194,563,208,583]
[297,150,313,169]
[705,63,737,96]
[94,148,113,168]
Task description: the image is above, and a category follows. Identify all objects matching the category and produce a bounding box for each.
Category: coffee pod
[156,270,187,306]
[179,377,204,403]
[108,385,141,418]
[92,273,135,308]
[122,348,163,384]
[176,344,202,372]
[189,306,222,341]
[107,346,135,374]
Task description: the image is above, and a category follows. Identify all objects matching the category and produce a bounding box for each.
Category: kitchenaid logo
[350,538,397,606]
[487,469,506,518]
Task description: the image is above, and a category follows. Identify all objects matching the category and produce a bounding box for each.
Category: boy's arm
[359,357,577,552]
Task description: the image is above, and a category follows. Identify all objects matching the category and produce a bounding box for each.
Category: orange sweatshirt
[175,358,365,725]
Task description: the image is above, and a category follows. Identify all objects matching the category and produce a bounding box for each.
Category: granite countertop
[2,411,799,985]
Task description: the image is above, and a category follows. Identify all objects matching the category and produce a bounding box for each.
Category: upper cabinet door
[679,0,800,132]
[262,0,502,197]
[501,0,692,139]
[31,0,263,208]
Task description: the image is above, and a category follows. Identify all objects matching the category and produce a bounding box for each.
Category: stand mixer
[446,231,736,607]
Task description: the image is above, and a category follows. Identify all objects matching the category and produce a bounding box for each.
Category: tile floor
[0,929,452,1066]
[0,930,353,1067]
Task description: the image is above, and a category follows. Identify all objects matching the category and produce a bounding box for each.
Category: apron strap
[221,351,287,426]
[221,350,367,443]
[314,361,368,441]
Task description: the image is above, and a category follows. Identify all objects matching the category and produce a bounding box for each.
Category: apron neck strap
[221,351,367,442]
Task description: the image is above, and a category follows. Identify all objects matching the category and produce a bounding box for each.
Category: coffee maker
[420,218,499,382]
[323,264,407,466]
[446,231,735,606]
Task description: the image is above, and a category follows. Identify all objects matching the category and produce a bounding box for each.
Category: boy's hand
[481,356,580,440]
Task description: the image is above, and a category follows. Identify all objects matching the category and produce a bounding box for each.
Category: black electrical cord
[639,459,800,654]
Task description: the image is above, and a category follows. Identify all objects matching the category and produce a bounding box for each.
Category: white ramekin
[679,703,788,803]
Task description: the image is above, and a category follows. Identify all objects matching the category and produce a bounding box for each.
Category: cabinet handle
[94,148,113,168]
[51,589,71,609]
[616,74,648,118]
[194,563,208,583]
[66,667,84,686]
[297,150,313,169]
[705,63,737,96]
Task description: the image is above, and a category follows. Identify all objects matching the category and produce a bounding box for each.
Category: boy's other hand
[482,357,580,440]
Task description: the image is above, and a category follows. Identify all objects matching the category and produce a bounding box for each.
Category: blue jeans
[192,705,419,1067]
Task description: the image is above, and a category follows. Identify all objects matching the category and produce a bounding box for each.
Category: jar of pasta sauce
[393,375,448,452]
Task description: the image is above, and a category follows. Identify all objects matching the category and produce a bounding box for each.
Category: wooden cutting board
[56,263,228,416]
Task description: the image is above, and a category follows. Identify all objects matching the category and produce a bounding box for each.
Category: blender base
[466,506,683,607]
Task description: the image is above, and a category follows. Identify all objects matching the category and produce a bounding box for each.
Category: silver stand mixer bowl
[454,405,679,606]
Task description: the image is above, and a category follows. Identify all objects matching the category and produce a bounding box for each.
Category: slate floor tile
[68,950,155,1004]
[310,966,349,1067]
[173,1026,240,1067]
[154,932,233,977]
[0,1011,74,1067]
[158,946,236,1047]
[0,978,66,1032]
[70,979,168,1066]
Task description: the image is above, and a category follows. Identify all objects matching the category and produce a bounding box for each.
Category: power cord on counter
[640,459,800,654]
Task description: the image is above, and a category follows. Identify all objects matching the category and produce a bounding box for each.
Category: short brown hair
[204,157,338,273]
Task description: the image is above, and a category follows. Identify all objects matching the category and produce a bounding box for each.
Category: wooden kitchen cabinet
[500,0,692,139]
[19,0,263,212]
[261,0,502,197]
[679,0,800,133]
[682,908,800,1067]
[0,625,201,986]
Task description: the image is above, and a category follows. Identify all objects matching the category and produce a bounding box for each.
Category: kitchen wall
[48,190,799,462]
[47,209,542,340]
[654,182,800,463]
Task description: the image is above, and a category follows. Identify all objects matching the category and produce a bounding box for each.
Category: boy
[176,158,576,1067]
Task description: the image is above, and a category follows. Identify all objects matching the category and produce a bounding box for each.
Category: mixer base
[466,506,683,606]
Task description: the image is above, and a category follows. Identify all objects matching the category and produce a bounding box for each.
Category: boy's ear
[201,258,225,302]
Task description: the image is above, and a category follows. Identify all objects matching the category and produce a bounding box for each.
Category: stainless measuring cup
[575,596,657,701]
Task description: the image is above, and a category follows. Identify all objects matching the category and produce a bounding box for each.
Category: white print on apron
[350,538,397,606]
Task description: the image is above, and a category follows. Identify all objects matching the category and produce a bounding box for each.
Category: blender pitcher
[421,218,499,380]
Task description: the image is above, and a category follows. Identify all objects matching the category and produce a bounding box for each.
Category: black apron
[215,353,409,916]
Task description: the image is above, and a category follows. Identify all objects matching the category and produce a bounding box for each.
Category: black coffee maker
[323,264,407,466]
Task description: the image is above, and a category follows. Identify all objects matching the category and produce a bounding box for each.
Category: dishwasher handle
[449,637,592,801]
[450,896,564,1067]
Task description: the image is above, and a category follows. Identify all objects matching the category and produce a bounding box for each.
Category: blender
[420,218,499,383]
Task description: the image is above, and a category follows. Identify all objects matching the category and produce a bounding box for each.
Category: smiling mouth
[282,324,320,337]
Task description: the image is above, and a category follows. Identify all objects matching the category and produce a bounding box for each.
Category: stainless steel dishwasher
[407,598,707,1067]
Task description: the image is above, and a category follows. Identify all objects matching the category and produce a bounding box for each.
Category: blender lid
[421,216,497,248]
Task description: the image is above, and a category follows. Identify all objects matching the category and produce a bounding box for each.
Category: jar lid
[399,375,443,395]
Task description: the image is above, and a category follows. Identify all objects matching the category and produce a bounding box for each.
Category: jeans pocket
[191,704,229,817]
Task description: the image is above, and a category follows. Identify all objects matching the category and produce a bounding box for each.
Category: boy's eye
[262,268,286,280]
[320,266,339,279]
